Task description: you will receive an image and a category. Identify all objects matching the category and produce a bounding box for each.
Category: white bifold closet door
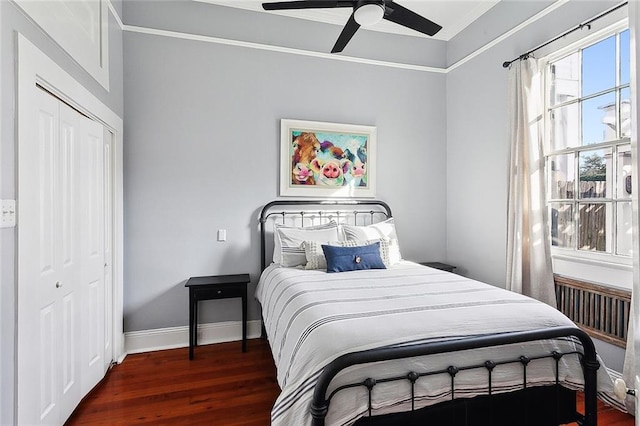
[18,88,107,425]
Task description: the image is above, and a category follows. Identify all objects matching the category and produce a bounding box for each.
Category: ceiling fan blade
[262,1,353,11]
[383,1,442,36]
[331,13,360,53]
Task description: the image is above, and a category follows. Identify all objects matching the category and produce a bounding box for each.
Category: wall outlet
[217,229,226,242]
[1,200,16,228]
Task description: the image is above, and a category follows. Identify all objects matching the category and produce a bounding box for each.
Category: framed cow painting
[279,119,376,198]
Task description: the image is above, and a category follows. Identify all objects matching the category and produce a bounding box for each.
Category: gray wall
[445,0,627,371]
[0,2,123,423]
[122,1,447,332]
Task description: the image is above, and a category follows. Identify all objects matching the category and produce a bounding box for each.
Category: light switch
[217,229,227,242]
[1,200,16,228]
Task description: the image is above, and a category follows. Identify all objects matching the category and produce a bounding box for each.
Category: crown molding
[123,24,447,73]
[107,0,124,30]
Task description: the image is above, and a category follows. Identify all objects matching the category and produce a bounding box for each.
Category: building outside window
[545,25,631,267]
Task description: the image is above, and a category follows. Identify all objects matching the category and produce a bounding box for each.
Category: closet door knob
[55,281,62,288]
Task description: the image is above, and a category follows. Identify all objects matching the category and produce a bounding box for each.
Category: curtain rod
[502,1,628,68]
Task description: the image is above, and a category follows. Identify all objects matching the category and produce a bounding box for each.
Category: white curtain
[506,57,557,308]
[622,0,639,415]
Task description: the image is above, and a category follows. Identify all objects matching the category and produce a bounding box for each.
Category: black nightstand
[419,262,456,273]
[185,273,250,359]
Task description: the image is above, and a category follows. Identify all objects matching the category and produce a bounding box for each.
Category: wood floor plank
[66,339,635,425]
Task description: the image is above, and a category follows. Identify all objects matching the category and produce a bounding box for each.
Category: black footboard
[310,326,599,426]
[354,385,577,426]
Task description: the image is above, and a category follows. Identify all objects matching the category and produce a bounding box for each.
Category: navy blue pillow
[321,242,386,273]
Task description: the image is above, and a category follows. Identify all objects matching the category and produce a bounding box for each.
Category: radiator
[554,275,631,348]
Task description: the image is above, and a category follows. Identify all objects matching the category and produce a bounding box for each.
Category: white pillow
[303,239,391,270]
[274,221,340,267]
[341,218,402,265]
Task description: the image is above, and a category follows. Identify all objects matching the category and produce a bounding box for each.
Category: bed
[256,199,616,426]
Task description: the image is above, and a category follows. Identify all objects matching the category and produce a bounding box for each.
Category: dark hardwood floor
[66,339,279,425]
[567,393,635,426]
[66,339,635,425]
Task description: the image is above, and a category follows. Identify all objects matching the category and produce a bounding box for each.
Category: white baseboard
[124,320,263,355]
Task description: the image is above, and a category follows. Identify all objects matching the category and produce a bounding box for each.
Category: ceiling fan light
[354,4,384,27]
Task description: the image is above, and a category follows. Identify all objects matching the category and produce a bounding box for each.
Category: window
[545,26,631,262]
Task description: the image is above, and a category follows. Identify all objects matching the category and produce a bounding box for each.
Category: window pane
[549,154,575,199]
[550,203,574,248]
[617,201,632,256]
[578,202,609,252]
[545,28,631,261]
[550,53,580,106]
[579,148,610,198]
[582,35,616,96]
[620,29,630,86]
[582,92,616,145]
[617,144,632,199]
[550,103,579,150]
[621,87,631,138]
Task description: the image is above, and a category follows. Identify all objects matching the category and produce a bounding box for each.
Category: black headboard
[259,199,392,271]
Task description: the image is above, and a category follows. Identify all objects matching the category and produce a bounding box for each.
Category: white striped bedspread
[256,261,615,426]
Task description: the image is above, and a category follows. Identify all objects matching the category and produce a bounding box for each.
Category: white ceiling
[201,1,501,41]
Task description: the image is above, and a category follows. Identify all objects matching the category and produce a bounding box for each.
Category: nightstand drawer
[193,285,244,300]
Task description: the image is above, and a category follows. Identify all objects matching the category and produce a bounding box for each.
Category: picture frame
[280,119,376,198]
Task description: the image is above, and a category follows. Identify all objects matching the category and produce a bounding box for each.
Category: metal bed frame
[258,199,599,426]
[260,199,392,271]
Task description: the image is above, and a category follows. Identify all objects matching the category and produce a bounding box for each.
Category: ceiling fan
[261,0,443,53]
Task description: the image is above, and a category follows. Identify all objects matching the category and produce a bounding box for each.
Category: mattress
[256,261,614,426]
